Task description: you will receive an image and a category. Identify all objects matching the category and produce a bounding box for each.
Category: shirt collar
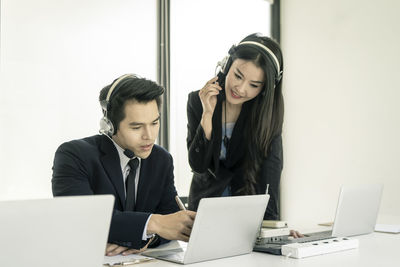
[111,139,140,170]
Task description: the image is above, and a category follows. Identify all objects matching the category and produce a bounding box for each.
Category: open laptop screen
[0,195,114,267]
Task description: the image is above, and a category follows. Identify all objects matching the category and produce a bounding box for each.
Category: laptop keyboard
[256,230,333,245]
[295,232,334,243]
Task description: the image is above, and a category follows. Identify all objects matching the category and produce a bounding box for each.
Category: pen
[175,195,186,211]
[106,257,154,266]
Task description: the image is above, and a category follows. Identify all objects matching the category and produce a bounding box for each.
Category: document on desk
[103,254,153,266]
[375,224,400,233]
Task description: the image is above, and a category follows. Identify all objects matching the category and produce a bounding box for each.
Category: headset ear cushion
[216,71,226,89]
[99,117,114,136]
[228,45,237,55]
[221,56,232,74]
[276,71,283,83]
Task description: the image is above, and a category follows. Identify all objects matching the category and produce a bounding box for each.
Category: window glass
[170,0,271,195]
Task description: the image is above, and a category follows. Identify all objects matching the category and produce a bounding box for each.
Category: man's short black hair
[99,76,164,134]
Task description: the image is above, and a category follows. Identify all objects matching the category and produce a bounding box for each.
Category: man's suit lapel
[99,135,126,210]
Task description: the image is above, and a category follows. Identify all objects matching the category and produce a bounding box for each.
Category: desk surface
[138,232,399,267]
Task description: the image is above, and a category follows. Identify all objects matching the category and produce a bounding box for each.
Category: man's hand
[106,243,131,256]
[105,236,154,256]
[147,210,196,242]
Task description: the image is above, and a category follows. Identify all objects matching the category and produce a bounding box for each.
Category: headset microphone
[123,149,135,158]
[100,128,136,159]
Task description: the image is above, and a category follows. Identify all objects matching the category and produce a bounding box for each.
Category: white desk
[137,232,399,267]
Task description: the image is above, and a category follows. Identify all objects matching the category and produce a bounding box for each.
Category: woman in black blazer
[186,33,284,220]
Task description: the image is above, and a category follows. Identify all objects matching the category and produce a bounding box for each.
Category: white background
[281,0,400,224]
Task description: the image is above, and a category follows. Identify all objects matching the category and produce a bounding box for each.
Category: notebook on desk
[143,194,269,264]
[0,195,114,267]
[254,184,383,255]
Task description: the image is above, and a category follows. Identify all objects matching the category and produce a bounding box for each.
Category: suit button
[199,140,203,145]
[195,147,200,153]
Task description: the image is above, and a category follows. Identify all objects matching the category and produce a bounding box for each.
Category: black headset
[215,40,283,87]
[99,74,138,158]
[99,74,137,137]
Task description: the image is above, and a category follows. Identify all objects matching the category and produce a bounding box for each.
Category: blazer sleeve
[152,152,180,247]
[155,153,180,214]
[52,142,151,249]
[186,91,214,173]
[259,135,283,220]
[52,142,94,196]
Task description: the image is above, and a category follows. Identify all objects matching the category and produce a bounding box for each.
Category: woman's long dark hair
[228,34,284,195]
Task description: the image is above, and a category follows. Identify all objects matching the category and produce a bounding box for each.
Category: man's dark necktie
[125,158,139,211]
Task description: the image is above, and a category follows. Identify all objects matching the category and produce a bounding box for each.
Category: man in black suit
[52,74,195,256]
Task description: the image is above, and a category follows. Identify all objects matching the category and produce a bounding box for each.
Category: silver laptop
[254,184,383,253]
[0,195,114,267]
[331,183,383,237]
[143,194,269,264]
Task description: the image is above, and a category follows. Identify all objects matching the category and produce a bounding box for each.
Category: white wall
[0,0,156,200]
[281,0,400,225]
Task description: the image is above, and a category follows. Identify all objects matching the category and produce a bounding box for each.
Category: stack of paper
[375,224,400,233]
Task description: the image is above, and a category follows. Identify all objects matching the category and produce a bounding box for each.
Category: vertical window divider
[157,0,170,150]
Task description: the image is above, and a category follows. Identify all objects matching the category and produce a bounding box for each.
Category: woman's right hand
[198,76,222,116]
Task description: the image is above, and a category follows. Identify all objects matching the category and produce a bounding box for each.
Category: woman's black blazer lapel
[213,98,251,169]
[211,97,223,173]
[224,101,251,167]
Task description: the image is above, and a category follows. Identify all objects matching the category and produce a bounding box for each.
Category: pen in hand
[175,195,187,211]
